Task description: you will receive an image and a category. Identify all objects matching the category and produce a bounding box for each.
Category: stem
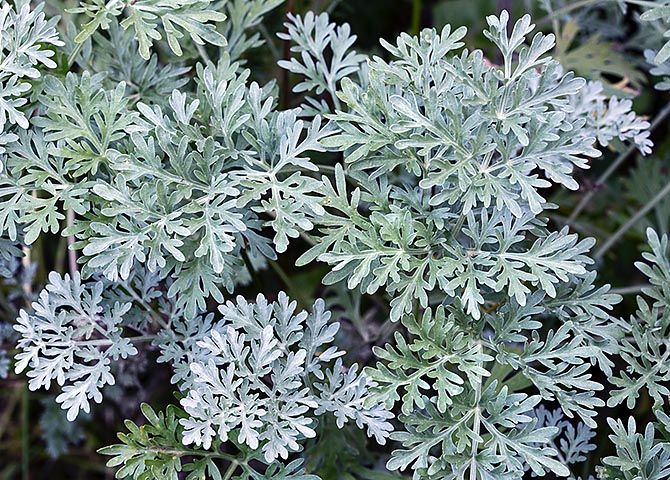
[326,0,343,13]
[541,0,562,36]
[536,0,610,26]
[241,249,263,292]
[21,245,32,300]
[450,214,466,239]
[66,209,78,275]
[195,43,212,65]
[595,180,670,260]
[537,0,659,26]
[21,384,29,480]
[222,460,239,480]
[19,191,33,479]
[281,0,296,109]
[67,42,83,68]
[269,259,291,289]
[567,103,670,226]
[268,260,311,309]
[410,0,422,36]
[120,282,168,330]
[144,446,240,464]
[257,23,280,62]
[610,284,649,295]
[0,387,21,441]
[468,341,484,480]
[128,335,156,343]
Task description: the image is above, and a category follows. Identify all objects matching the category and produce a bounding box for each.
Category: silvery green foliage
[100,403,320,480]
[100,294,391,479]
[180,293,392,462]
[0,323,14,379]
[155,312,220,389]
[646,48,670,91]
[1,3,665,478]
[39,397,88,458]
[534,406,596,474]
[0,0,63,169]
[607,228,670,410]
[8,264,165,419]
[0,57,332,318]
[363,272,619,478]
[567,80,652,155]
[640,2,670,64]
[79,21,192,102]
[277,11,633,479]
[0,236,20,280]
[297,11,622,322]
[596,230,670,480]
[83,68,330,316]
[278,11,365,114]
[70,0,228,60]
[13,272,139,420]
[0,75,144,244]
[222,0,284,61]
[599,416,670,480]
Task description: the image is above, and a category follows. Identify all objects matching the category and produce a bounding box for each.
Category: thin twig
[567,103,670,226]
[241,249,263,292]
[536,0,608,26]
[595,180,670,260]
[67,42,83,68]
[610,284,649,295]
[537,0,660,26]
[0,388,21,441]
[195,43,212,65]
[19,192,36,480]
[411,0,422,36]
[222,460,239,480]
[326,0,344,14]
[21,384,29,480]
[20,248,32,300]
[257,23,280,61]
[281,0,296,109]
[66,209,78,275]
[269,260,310,309]
[120,282,168,330]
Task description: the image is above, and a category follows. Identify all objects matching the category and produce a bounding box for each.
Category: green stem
[119,281,168,330]
[281,0,296,109]
[537,0,658,26]
[222,460,239,480]
[21,384,28,480]
[326,0,344,13]
[609,284,649,295]
[411,0,422,36]
[0,387,21,441]
[66,209,78,275]
[468,341,484,480]
[195,43,212,65]
[536,0,610,25]
[567,102,670,226]
[269,260,311,310]
[595,180,670,260]
[450,214,466,239]
[257,23,280,61]
[241,249,263,292]
[67,42,83,68]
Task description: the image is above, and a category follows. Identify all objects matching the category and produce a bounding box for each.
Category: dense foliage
[2,0,670,479]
